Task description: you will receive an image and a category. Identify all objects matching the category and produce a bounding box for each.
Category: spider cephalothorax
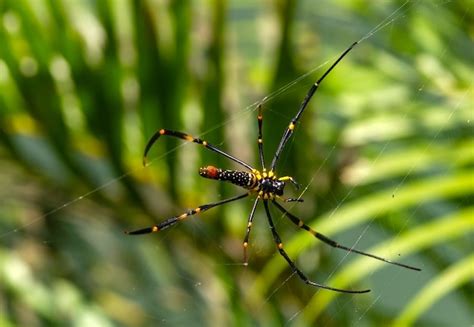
[259,174,285,197]
[126,40,420,294]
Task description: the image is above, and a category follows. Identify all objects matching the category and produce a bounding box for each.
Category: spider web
[1,0,472,326]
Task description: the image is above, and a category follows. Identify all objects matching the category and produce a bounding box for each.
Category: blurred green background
[0,0,472,326]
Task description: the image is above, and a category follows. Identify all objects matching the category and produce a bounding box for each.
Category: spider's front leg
[281,197,304,203]
[272,200,421,271]
[278,175,301,190]
[263,200,370,294]
[275,175,303,202]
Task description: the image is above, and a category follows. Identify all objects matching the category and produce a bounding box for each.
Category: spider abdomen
[199,166,258,189]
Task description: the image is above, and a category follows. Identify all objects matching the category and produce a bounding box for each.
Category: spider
[126,40,421,293]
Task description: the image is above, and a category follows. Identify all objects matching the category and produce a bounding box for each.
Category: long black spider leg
[125,193,249,235]
[143,129,254,171]
[243,198,260,266]
[256,104,266,169]
[272,201,421,272]
[270,41,359,171]
[263,201,370,294]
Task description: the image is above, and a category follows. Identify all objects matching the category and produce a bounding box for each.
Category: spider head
[273,180,286,196]
[261,178,286,196]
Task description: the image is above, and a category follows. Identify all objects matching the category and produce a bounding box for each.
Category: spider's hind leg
[125,193,250,235]
[242,198,260,266]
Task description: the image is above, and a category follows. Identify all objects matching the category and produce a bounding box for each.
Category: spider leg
[272,200,421,271]
[243,198,260,266]
[256,104,266,169]
[283,198,304,203]
[270,41,359,171]
[278,176,301,189]
[143,129,254,170]
[125,193,249,235]
[263,201,370,294]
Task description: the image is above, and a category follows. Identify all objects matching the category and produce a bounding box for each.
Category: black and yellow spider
[126,41,420,293]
